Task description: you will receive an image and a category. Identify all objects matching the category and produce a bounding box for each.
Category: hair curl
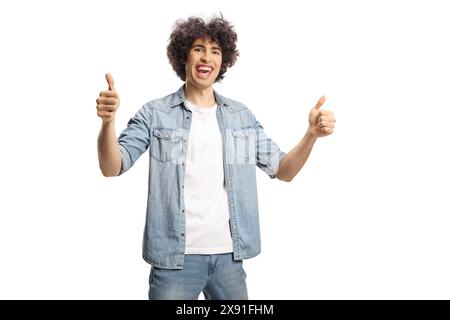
[167,16,239,82]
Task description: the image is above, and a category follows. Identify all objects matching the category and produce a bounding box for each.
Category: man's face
[185,37,222,89]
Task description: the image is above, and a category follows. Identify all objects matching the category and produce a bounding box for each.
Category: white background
[1,0,449,299]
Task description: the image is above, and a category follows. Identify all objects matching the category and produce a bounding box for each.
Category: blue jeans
[148,253,248,300]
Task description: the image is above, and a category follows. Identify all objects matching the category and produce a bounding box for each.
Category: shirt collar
[170,84,229,109]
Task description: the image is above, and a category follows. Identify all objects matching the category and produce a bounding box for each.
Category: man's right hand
[96,73,120,123]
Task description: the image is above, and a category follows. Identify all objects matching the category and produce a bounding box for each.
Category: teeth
[197,66,212,71]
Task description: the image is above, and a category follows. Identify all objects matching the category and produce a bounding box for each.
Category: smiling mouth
[195,65,213,79]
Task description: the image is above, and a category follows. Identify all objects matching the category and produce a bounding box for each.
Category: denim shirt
[117,85,286,269]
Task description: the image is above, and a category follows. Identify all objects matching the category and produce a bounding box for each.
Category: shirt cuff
[118,144,132,176]
[262,150,287,179]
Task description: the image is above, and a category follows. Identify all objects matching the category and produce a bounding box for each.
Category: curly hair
[167,16,239,82]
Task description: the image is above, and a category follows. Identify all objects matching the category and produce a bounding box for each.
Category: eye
[213,51,221,55]
[193,48,201,52]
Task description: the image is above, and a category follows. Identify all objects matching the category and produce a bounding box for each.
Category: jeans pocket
[149,267,154,285]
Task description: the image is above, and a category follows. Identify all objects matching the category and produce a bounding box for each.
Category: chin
[194,79,214,88]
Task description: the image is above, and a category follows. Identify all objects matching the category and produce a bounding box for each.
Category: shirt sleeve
[250,111,287,179]
[117,104,152,176]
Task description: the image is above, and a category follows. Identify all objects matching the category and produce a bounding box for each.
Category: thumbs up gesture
[308,96,336,138]
[96,73,120,123]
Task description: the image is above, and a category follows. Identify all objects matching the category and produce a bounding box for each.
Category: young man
[96,16,335,300]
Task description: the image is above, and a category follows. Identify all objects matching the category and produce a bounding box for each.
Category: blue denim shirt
[117,85,286,269]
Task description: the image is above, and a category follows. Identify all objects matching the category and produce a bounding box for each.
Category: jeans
[148,253,248,300]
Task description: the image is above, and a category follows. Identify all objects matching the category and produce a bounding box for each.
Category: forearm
[97,121,121,177]
[275,129,317,182]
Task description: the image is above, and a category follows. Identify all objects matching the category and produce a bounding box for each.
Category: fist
[308,96,336,138]
[96,73,120,123]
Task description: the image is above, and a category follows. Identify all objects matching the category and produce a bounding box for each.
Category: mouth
[195,64,214,80]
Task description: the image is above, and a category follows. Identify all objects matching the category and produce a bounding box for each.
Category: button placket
[179,110,191,245]
[217,107,239,249]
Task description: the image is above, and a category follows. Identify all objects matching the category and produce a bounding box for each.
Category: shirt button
[230,203,234,207]
[228,180,231,184]
[233,225,236,229]
[181,233,185,237]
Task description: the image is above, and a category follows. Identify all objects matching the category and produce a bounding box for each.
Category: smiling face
[185,37,222,89]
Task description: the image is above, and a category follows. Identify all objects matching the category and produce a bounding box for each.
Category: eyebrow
[192,44,222,51]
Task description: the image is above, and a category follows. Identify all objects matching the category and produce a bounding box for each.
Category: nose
[200,50,212,63]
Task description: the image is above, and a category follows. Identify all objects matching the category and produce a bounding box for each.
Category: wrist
[306,127,319,141]
[102,119,115,128]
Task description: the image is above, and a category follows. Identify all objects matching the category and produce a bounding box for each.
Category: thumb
[105,73,115,91]
[314,95,326,110]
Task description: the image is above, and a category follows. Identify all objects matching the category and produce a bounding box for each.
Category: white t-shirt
[183,99,233,254]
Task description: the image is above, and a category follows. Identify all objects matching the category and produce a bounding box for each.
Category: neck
[184,82,216,107]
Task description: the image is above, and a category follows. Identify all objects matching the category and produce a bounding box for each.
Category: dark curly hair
[167,16,239,82]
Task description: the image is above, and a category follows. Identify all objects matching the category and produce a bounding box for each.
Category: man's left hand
[308,96,336,138]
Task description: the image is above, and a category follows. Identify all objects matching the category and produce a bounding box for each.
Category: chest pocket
[150,128,183,162]
[231,127,256,164]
